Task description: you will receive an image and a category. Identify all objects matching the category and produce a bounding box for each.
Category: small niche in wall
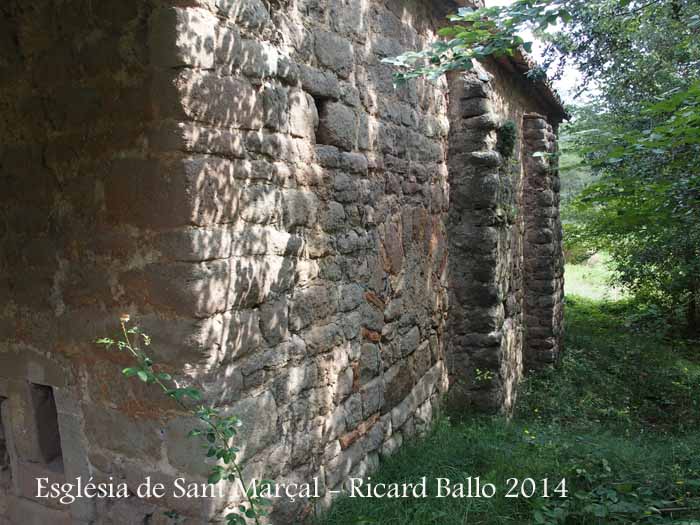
[311,93,332,145]
[0,397,11,492]
[29,384,64,473]
[311,94,329,125]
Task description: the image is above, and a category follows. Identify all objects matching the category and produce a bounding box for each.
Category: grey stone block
[317,102,357,151]
[315,32,354,79]
[150,7,216,69]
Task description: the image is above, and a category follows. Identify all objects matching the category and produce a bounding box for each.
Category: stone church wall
[445,62,564,413]
[0,0,562,523]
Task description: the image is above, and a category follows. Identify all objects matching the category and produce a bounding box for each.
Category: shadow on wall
[103,0,454,521]
[1,0,457,522]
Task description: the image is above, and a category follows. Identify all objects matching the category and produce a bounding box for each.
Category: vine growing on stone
[96,315,271,525]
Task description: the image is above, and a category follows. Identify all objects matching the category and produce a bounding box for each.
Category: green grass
[316,279,700,524]
[564,254,625,301]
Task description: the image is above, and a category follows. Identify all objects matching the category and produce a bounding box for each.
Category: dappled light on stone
[0,0,564,522]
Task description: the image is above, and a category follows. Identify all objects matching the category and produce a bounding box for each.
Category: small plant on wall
[96,315,271,525]
[497,119,518,159]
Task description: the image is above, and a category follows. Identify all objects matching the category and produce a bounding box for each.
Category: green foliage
[96,316,271,525]
[564,254,623,300]
[474,368,496,383]
[562,229,593,264]
[521,296,700,431]
[567,83,700,332]
[496,119,518,159]
[540,0,699,105]
[381,2,572,82]
[548,1,700,333]
[558,151,592,206]
[317,298,700,524]
[559,137,597,266]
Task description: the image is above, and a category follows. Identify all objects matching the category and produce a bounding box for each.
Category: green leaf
[166,387,202,402]
[122,367,139,377]
[137,370,149,383]
[186,388,202,400]
[226,513,246,525]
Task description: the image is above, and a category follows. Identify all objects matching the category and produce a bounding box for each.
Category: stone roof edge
[496,49,570,123]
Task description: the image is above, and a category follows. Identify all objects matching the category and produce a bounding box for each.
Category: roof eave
[495,49,570,123]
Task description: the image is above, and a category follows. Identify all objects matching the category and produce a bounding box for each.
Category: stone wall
[0,0,462,523]
[445,62,564,413]
[0,0,563,523]
[522,114,565,367]
[1,1,155,523]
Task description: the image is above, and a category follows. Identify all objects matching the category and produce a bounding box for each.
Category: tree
[552,0,700,332]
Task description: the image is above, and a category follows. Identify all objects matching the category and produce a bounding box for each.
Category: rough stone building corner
[0,0,566,523]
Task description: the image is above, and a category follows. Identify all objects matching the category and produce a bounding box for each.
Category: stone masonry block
[317,102,357,151]
[460,97,492,118]
[150,7,216,69]
[390,362,443,429]
[154,70,263,130]
[165,415,221,477]
[299,64,341,100]
[330,0,367,40]
[148,121,247,158]
[106,156,289,228]
[82,405,163,460]
[121,260,230,318]
[315,32,354,79]
[235,39,279,79]
[382,361,414,413]
[215,23,241,70]
[359,343,380,385]
[282,189,319,229]
[263,85,289,132]
[288,88,318,140]
[216,0,270,30]
[289,284,339,331]
[7,496,70,525]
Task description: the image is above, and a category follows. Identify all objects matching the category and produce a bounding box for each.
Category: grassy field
[564,254,625,301]
[316,266,700,524]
